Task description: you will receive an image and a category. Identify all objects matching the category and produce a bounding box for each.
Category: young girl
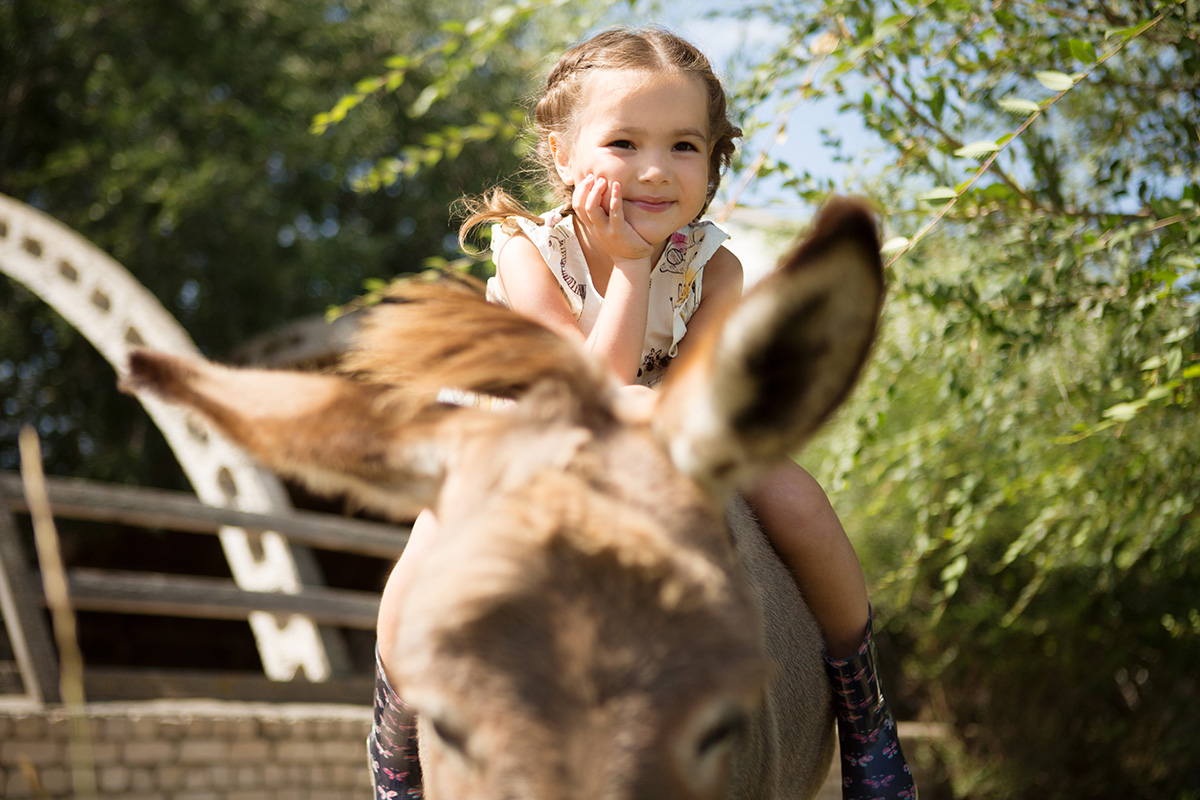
[370,27,915,800]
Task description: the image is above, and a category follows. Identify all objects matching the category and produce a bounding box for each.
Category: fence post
[0,480,61,704]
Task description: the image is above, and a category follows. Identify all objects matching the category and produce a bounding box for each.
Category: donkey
[121,197,884,800]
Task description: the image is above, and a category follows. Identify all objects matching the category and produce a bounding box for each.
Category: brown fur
[344,275,615,425]
[122,197,884,800]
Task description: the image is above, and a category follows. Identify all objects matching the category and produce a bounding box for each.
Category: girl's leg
[743,461,916,800]
[369,648,423,798]
[377,508,442,673]
[741,460,870,657]
[371,509,440,799]
[825,609,916,800]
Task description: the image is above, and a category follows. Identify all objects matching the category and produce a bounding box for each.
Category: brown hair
[459,26,742,248]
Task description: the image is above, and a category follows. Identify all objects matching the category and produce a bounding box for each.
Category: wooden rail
[65,568,382,629]
[0,473,408,558]
[0,473,406,704]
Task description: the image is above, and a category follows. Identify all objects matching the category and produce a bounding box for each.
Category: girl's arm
[496,239,744,386]
[494,234,650,384]
[493,233,595,343]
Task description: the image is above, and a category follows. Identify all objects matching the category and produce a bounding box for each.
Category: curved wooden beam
[0,192,336,682]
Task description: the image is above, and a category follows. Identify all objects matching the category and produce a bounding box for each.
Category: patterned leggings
[368,650,423,798]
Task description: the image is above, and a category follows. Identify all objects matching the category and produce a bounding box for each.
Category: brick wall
[1,700,946,799]
[0,699,373,799]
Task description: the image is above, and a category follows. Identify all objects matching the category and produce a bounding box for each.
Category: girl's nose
[638,152,672,183]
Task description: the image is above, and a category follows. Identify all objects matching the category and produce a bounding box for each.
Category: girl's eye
[674,141,700,152]
[607,139,635,149]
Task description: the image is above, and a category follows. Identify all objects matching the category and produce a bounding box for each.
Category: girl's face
[553,68,712,248]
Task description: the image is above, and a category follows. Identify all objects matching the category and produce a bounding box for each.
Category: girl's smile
[627,196,674,212]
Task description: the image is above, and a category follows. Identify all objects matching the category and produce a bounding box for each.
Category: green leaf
[827,59,857,79]
[1069,38,1098,64]
[999,97,1041,114]
[1163,326,1191,344]
[410,84,440,118]
[490,4,517,26]
[919,187,959,202]
[880,236,910,255]
[1105,19,1158,41]
[464,16,486,36]
[1036,70,1076,92]
[931,85,946,121]
[354,76,384,94]
[1102,400,1147,421]
[1145,384,1176,402]
[954,139,1001,159]
[1167,348,1184,376]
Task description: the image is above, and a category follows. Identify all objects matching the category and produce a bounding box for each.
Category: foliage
[310,0,611,211]
[739,1,1200,796]
[0,0,545,483]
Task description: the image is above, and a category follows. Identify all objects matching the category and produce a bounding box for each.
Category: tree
[731,0,1198,795]
[0,0,542,483]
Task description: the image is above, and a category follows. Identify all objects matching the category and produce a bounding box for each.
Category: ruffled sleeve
[487,210,588,320]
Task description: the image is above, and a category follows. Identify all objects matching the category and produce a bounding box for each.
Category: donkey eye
[696,712,747,756]
[430,717,469,754]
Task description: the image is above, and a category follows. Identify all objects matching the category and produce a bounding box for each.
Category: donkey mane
[341,276,614,421]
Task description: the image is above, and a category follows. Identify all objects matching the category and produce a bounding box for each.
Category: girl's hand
[573,174,655,266]
[613,382,657,422]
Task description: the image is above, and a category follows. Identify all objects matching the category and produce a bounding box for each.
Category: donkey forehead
[400,570,767,729]
[396,469,763,704]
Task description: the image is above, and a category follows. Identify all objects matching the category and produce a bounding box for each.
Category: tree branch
[885,6,1174,266]
[859,52,1038,209]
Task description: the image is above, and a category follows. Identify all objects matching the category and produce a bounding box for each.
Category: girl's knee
[748,461,837,530]
[378,509,442,657]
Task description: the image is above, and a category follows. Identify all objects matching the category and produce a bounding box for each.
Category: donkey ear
[655,197,884,490]
[121,349,447,520]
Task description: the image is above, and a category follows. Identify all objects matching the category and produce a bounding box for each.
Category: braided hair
[460,26,741,247]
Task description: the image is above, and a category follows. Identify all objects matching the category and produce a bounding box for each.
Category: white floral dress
[488,209,729,387]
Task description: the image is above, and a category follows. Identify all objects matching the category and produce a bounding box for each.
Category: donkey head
[122,197,883,800]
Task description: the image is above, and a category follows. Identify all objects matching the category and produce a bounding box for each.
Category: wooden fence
[0,473,405,706]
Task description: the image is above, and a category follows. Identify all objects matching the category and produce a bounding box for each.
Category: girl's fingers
[609,181,623,222]
[588,176,608,219]
[571,174,650,261]
[572,173,595,216]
